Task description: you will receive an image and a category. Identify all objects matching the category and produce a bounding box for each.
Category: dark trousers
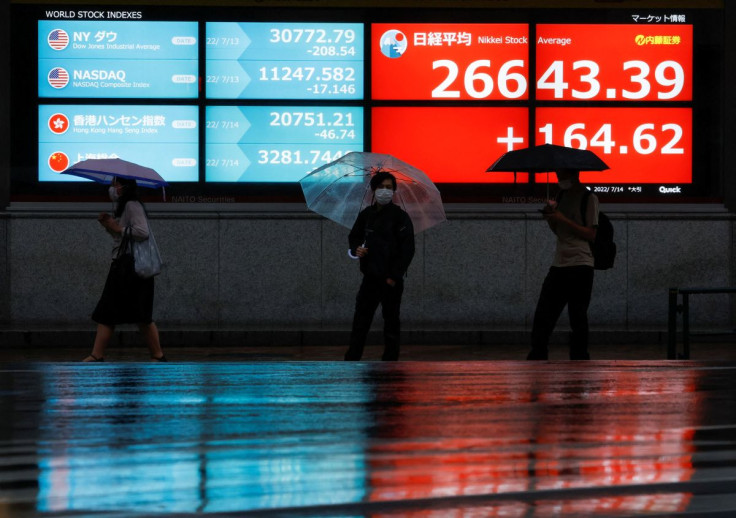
[529,266,594,360]
[345,276,404,361]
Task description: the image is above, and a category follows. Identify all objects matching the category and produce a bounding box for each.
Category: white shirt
[552,186,599,268]
[111,201,149,258]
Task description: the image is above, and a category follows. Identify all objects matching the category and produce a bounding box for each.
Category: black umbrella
[487,143,609,198]
[487,143,610,174]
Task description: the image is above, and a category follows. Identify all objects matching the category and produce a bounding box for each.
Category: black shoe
[570,352,590,360]
[526,350,548,361]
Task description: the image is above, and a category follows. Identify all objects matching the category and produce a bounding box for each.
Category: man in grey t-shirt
[527,169,599,360]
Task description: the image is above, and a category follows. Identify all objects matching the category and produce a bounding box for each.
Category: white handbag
[132,224,162,278]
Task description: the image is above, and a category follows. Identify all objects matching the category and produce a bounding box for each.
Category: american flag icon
[48,29,69,51]
[48,67,69,89]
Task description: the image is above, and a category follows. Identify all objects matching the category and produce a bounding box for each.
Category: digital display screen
[372,23,529,101]
[38,21,198,99]
[206,23,364,99]
[206,106,363,182]
[536,107,692,185]
[39,105,199,182]
[536,24,692,102]
[372,107,528,183]
[9,5,724,203]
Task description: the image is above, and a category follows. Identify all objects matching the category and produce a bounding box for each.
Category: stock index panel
[204,22,365,183]
[205,106,363,182]
[206,22,364,99]
[15,5,721,202]
[370,20,697,199]
[37,20,200,184]
[39,20,199,98]
[533,24,693,193]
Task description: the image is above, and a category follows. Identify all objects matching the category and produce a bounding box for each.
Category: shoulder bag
[132,223,163,278]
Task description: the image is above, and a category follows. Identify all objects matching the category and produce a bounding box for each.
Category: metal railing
[667,287,736,359]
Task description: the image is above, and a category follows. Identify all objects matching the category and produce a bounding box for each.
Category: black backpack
[558,189,617,270]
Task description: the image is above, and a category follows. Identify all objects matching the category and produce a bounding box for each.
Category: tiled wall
[2,211,734,337]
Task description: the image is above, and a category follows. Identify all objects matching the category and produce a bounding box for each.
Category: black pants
[345,276,404,361]
[529,266,594,360]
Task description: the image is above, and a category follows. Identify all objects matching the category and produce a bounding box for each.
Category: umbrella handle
[347,241,366,260]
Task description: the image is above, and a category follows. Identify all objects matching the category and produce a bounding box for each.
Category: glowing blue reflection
[36,363,373,513]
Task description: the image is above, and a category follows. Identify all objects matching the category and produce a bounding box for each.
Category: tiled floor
[2,352,736,517]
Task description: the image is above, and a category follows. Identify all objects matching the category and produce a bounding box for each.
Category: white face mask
[374,187,394,205]
[558,179,573,190]
[108,185,120,202]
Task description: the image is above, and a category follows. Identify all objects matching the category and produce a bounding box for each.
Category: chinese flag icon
[48,113,69,134]
[48,152,70,173]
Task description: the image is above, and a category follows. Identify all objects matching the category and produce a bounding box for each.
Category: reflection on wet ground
[2,361,736,517]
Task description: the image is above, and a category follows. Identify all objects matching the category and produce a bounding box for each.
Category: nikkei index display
[371,22,693,190]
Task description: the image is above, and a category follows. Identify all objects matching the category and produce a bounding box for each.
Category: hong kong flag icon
[48,152,70,173]
[48,113,69,134]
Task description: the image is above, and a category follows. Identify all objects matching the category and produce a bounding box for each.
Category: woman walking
[83,176,166,362]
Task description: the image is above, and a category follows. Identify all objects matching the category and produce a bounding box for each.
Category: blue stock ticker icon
[380,30,408,58]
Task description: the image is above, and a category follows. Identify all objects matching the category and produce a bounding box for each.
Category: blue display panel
[38,21,198,98]
[206,106,363,182]
[206,23,363,99]
[39,105,199,182]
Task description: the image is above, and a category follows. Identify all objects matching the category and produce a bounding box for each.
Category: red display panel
[372,24,529,100]
[536,24,692,102]
[372,107,528,183]
[535,107,692,184]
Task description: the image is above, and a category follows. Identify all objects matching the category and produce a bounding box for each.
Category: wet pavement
[3,339,736,363]
[2,357,736,517]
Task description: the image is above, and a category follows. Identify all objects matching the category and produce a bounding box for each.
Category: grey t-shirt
[552,186,599,268]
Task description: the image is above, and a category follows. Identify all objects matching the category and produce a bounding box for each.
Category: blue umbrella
[61,158,168,189]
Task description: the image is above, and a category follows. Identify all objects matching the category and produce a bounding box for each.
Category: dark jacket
[349,202,415,281]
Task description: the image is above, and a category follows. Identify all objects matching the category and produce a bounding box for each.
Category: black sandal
[83,354,104,362]
[151,355,168,362]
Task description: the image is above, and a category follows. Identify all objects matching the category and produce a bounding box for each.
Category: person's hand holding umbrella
[540,191,597,243]
[541,202,566,223]
[98,212,123,236]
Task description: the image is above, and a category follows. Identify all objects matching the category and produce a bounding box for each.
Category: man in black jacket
[345,171,415,361]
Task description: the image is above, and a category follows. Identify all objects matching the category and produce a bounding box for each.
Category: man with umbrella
[300,151,444,360]
[528,168,599,360]
[344,171,415,361]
